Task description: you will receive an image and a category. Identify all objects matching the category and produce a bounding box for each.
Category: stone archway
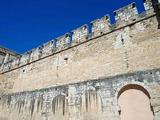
[117,84,154,120]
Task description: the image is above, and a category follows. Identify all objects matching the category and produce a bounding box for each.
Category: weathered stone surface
[41,40,56,57]
[0,68,160,120]
[114,2,138,27]
[91,15,111,37]
[56,33,71,51]
[1,15,160,93]
[72,25,88,46]
[0,2,160,120]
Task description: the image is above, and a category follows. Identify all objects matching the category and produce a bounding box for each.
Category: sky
[0,0,145,54]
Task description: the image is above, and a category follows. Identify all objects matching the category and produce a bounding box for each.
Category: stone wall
[1,1,157,74]
[0,68,160,120]
[1,4,160,92]
[0,0,160,119]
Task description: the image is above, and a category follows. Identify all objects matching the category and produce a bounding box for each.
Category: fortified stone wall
[0,1,154,73]
[0,0,160,120]
[0,1,159,93]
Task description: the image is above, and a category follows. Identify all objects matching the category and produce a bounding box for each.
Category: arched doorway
[118,84,154,120]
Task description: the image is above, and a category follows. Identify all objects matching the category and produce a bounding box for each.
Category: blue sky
[0,0,145,53]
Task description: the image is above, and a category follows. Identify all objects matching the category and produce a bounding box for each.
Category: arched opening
[118,84,154,120]
[80,90,102,120]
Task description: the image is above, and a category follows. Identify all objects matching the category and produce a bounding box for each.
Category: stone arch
[114,81,153,106]
[80,90,102,120]
[117,84,151,99]
[117,84,154,120]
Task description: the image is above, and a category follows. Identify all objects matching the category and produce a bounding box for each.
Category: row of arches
[51,84,154,120]
[0,84,154,120]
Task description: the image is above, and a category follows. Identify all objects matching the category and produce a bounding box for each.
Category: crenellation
[55,33,71,51]
[143,0,154,13]
[19,52,31,66]
[71,24,89,46]
[41,40,56,57]
[114,3,138,27]
[91,15,111,37]
[30,47,42,62]
[0,2,157,73]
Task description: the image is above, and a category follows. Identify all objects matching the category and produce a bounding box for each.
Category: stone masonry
[0,0,160,120]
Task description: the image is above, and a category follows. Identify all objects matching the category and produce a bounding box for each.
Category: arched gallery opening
[118,84,154,120]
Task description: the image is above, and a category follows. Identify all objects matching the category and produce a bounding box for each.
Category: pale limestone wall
[0,1,160,119]
[0,14,160,93]
[0,68,160,120]
[91,15,111,37]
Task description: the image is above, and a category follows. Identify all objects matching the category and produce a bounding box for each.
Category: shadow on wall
[151,0,160,28]
[80,90,102,120]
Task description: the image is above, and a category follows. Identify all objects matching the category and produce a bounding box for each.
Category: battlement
[72,24,88,46]
[55,33,71,51]
[0,1,156,73]
[91,15,111,37]
[114,3,138,27]
[144,0,153,11]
